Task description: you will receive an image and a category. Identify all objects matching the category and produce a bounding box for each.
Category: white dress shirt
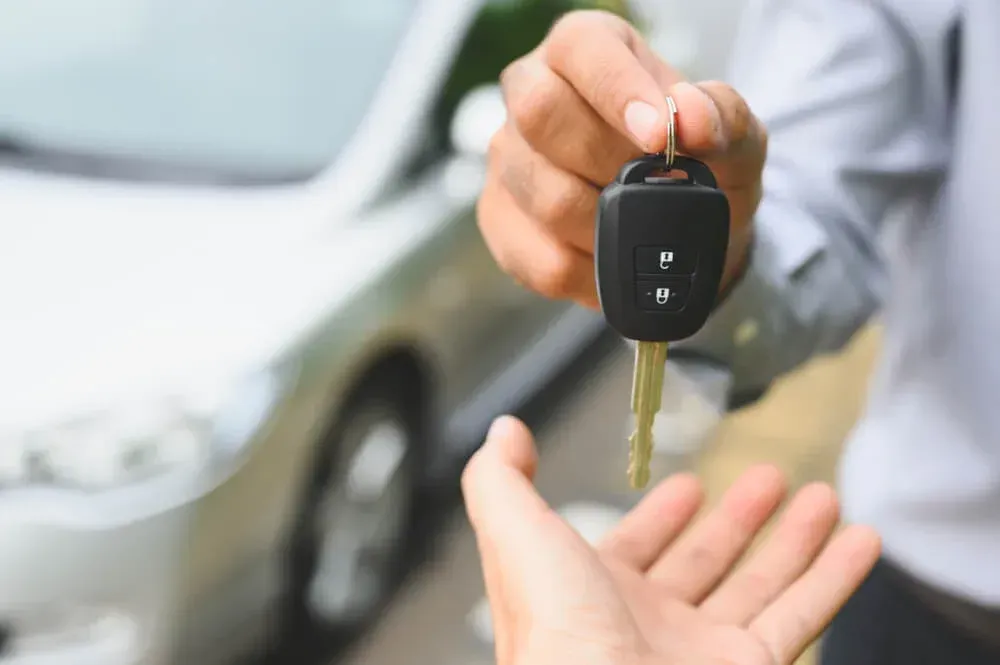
[677,0,1000,606]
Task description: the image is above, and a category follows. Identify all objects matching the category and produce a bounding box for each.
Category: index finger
[542,11,673,153]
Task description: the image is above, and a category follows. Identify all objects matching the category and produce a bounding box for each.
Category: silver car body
[0,0,604,662]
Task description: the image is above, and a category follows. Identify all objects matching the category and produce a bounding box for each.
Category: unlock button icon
[635,247,696,276]
[636,278,690,312]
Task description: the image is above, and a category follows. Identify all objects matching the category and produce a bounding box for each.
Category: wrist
[716,226,754,305]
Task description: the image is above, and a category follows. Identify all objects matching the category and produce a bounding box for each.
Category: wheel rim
[305,414,412,624]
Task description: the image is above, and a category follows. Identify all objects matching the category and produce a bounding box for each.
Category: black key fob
[595,154,730,342]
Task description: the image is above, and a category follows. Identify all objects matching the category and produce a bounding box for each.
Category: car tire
[282,368,426,639]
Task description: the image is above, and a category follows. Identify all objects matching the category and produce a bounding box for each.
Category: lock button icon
[636,277,691,312]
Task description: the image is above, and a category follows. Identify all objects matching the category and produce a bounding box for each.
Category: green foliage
[431,0,633,147]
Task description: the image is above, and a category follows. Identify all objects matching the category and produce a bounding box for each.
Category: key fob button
[595,154,730,341]
[636,278,691,312]
[634,246,697,276]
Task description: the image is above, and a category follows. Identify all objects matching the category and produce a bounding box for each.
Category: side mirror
[449,84,506,159]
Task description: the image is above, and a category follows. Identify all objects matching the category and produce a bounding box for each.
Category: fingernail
[486,415,518,444]
[624,100,661,149]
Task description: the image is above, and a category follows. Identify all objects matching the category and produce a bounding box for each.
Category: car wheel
[284,372,424,636]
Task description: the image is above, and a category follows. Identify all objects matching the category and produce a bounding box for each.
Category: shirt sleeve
[672,0,951,400]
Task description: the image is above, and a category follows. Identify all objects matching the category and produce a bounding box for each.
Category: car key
[595,99,730,489]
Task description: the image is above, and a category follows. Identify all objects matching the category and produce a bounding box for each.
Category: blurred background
[0,1,880,664]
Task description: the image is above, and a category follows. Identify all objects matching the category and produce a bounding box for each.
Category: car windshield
[0,0,417,182]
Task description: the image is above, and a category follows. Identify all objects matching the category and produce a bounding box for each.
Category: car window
[0,0,419,182]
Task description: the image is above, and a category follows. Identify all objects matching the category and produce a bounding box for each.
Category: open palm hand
[462,416,880,665]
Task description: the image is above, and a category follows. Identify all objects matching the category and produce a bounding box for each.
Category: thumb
[462,416,557,638]
[462,415,549,548]
[463,416,628,641]
[463,416,591,605]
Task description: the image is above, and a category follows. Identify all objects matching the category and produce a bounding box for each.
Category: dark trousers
[819,558,1000,665]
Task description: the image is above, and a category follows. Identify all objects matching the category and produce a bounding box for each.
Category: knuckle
[498,58,521,101]
[531,253,578,300]
[699,78,736,100]
[702,80,753,143]
[505,77,559,143]
[548,10,592,43]
[729,102,753,144]
[550,9,625,44]
[536,184,579,228]
[703,79,738,97]
[588,66,625,113]
[497,149,537,209]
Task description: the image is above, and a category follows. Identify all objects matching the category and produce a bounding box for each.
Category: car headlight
[0,368,286,491]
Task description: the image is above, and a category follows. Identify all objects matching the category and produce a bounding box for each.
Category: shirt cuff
[673,194,828,396]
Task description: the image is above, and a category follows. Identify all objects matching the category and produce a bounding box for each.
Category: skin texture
[477,10,765,310]
[462,415,882,665]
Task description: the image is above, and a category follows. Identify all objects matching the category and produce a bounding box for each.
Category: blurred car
[0,0,627,663]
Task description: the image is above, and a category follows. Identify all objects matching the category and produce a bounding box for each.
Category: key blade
[631,342,668,412]
[628,428,652,489]
[628,341,668,489]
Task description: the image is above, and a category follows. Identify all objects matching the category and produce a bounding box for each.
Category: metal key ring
[664,95,678,170]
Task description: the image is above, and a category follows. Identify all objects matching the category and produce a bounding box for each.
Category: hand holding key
[478,10,766,488]
[478,9,766,310]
